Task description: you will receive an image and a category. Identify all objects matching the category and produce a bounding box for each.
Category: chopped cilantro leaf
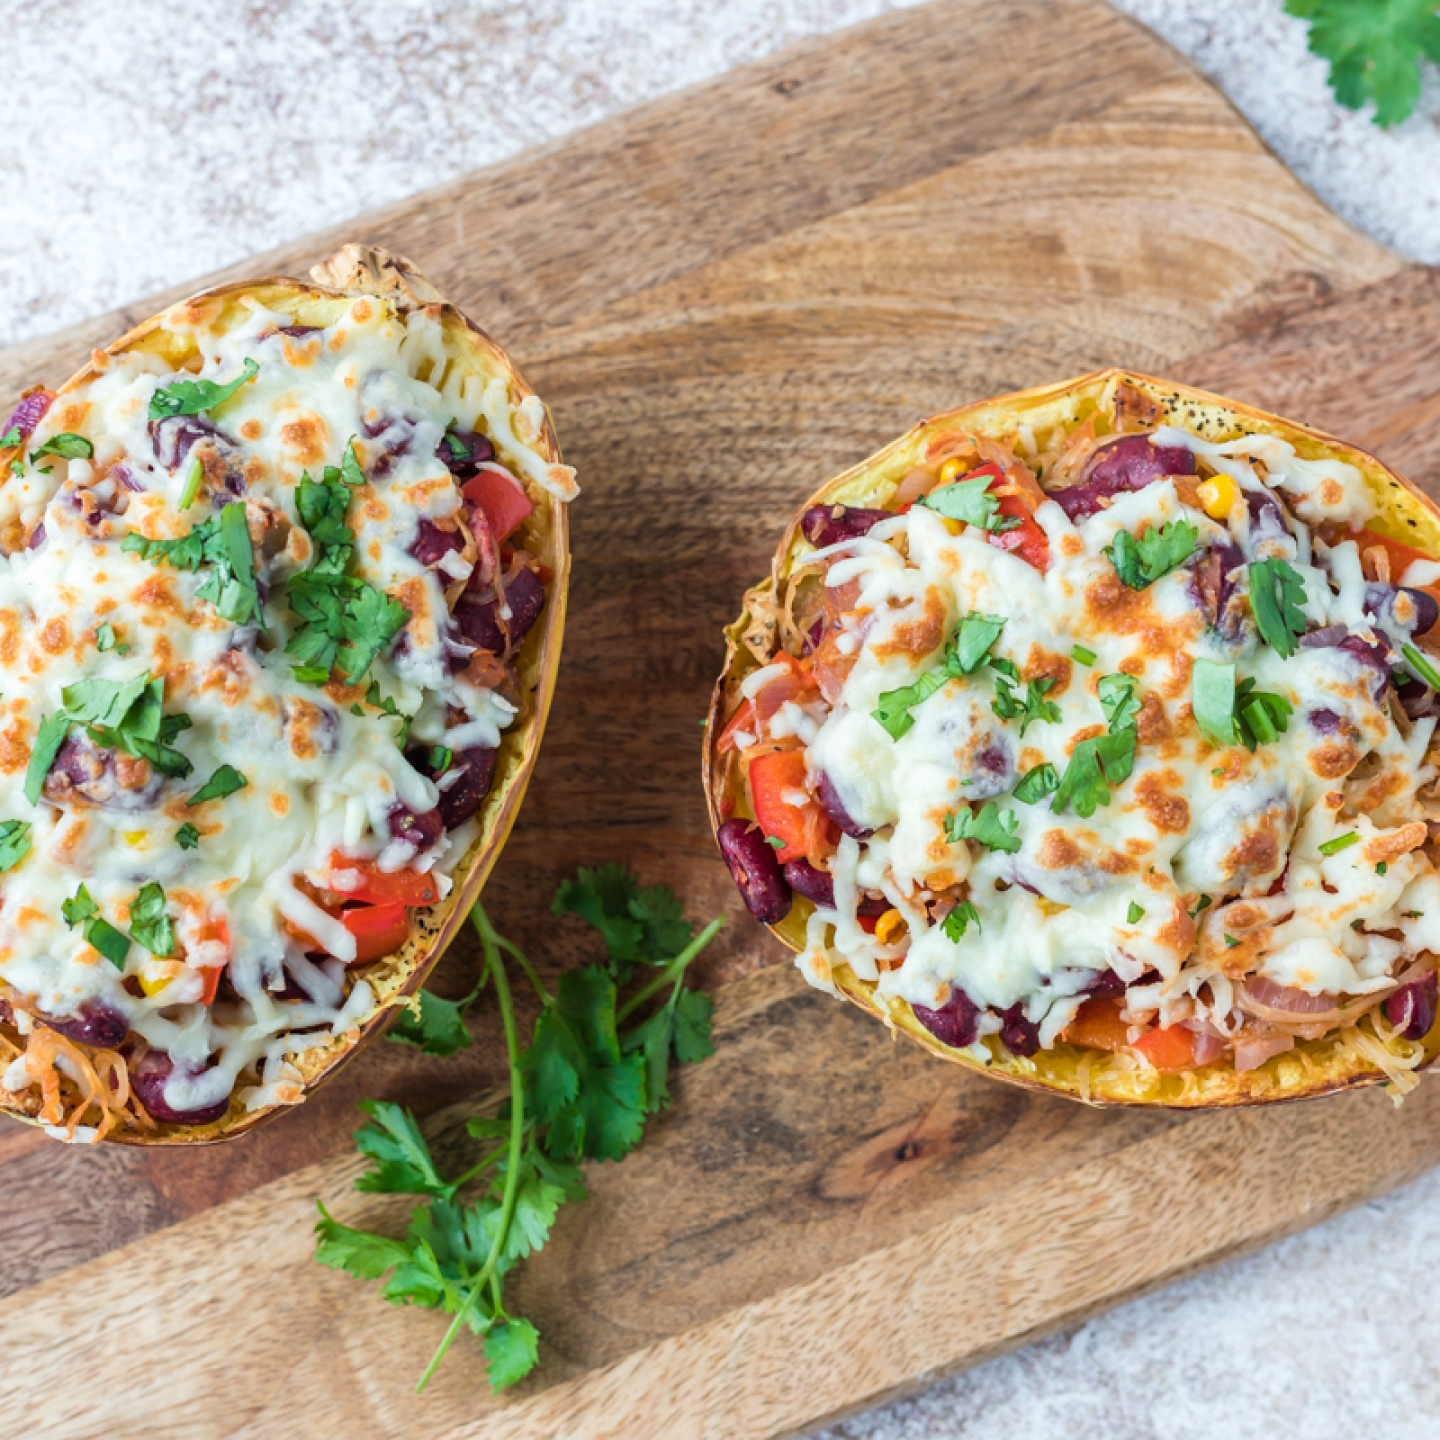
[1013,762,1059,804]
[428,745,454,774]
[1097,672,1141,731]
[123,502,262,627]
[0,425,20,448]
[1127,901,1145,923]
[764,835,785,849]
[944,801,1022,854]
[30,432,94,463]
[0,820,32,873]
[1104,520,1198,591]
[1224,933,1239,949]
[1071,644,1096,666]
[340,437,367,488]
[949,612,1007,674]
[941,899,979,942]
[148,356,258,420]
[129,882,176,957]
[918,475,1021,532]
[1192,659,1239,747]
[287,571,409,688]
[175,823,201,850]
[1377,861,1388,875]
[62,885,130,969]
[25,712,72,804]
[1190,893,1213,919]
[1319,830,1360,856]
[187,764,248,805]
[1051,729,1136,817]
[992,673,1060,735]
[1248,558,1308,659]
[94,621,128,654]
[872,670,947,740]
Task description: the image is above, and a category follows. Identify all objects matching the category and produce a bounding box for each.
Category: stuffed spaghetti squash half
[0,244,575,1144]
[705,371,1440,1107]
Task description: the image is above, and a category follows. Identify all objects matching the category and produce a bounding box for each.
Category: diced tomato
[342,902,411,963]
[747,749,832,864]
[1064,998,1131,1053]
[462,470,534,543]
[193,914,230,1006]
[716,698,757,754]
[1132,1023,1196,1072]
[987,491,1050,571]
[1355,525,1434,578]
[328,853,440,907]
[857,913,879,935]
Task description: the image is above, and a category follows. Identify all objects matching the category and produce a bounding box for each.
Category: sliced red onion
[3,390,54,440]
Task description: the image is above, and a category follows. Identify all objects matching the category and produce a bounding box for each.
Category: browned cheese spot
[240,418,263,441]
[280,413,329,467]
[872,588,948,663]
[1134,770,1190,834]
[1023,644,1071,693]
[0,721,30,775]
[39,617,70,656]
[1363,822,1427,866]
[1309,739,1361,780]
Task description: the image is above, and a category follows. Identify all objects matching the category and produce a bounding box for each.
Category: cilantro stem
[444,1143,506,1197]
[615,918,723,1025]
[416,903,527,1395]
[498,933,552,1005]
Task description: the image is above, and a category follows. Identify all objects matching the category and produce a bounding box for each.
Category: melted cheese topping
[0,295,567,1119]
[789,441,1439,1047]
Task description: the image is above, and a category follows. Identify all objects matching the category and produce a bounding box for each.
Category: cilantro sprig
[0,820,32,873]
[1104,520,1198,591]
[1050,672,1142,819]
[123,502,263,628]
[917,475,1021,533]
[149,357,259,421]
[871,612,1006,740]
[941,899,979,942]
[1248,558,1308,658]
[1286,0,1440,128]
[992,673,1059,735]
[321,869,722,1393]
[61,884,130,969]
[945,800,1022,854]
[30,433,93,464]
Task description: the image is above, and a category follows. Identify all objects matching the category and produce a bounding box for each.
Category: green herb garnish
[917,476,1021,532]
[1319,831,1360,856]
[1071,644,1096,667]
[61,884,130,970]
[941,899,980,942]
[178,456,204,510]
[1248,558,1308,659]
[123,501,263,627]
[322,870,721,1391]
[1013,762,1060,804]
[30,433,94,463]
[1127,901,1146,924]
[992,674,1060,735]
[187,764,247,806]
[1402,642,1440,691]
[175,823,201,851]
[129,882,176,957]
[148,357,259,420]
[944,801,1022,854]
[1104,519,1198,591]
[0,820,32,873]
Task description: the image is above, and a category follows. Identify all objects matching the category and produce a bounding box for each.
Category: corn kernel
[1036,897,1069,918]
[938,457,966,485]
[875,908,906,945]
[122,830,147,849]
[138,960,184,997]
[1197,473,1240,521]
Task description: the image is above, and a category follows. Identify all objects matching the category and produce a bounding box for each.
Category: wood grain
[2,1,1438,1435]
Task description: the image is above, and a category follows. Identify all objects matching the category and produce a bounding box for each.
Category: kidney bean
[389,801,443,852]
[453,566,546,657]
[1365,583,1440,637]
[1085,969,1126,1000]
[410,519,465,567]
[1299,625,1348,650]
[1308,708,1343,735]
[129,1051,231,1126]
[912,986,979,1049]
[816,771,873,839]
[783,857,834,908]
[437,747,498,829]
[26,523,45,550]
[998,1003,1041,1058]
[1054,434,1196,521]
[436,429,494,480]
[3,390,53,440]
[717,818,792,925]
[1387,972,1438,1041]
[279,324,323,339]
[44,1002,129,1050]
[1190,540,1244,641]
[1338,633,1391,703]
[1242,488,1294,554]
[43,733,164,811]
[800,504,893,547]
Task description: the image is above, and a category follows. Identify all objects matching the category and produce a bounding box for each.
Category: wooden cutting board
[5,2,1440,1435]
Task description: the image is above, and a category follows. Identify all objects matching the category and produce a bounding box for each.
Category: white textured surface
[3,1,1439,1435]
